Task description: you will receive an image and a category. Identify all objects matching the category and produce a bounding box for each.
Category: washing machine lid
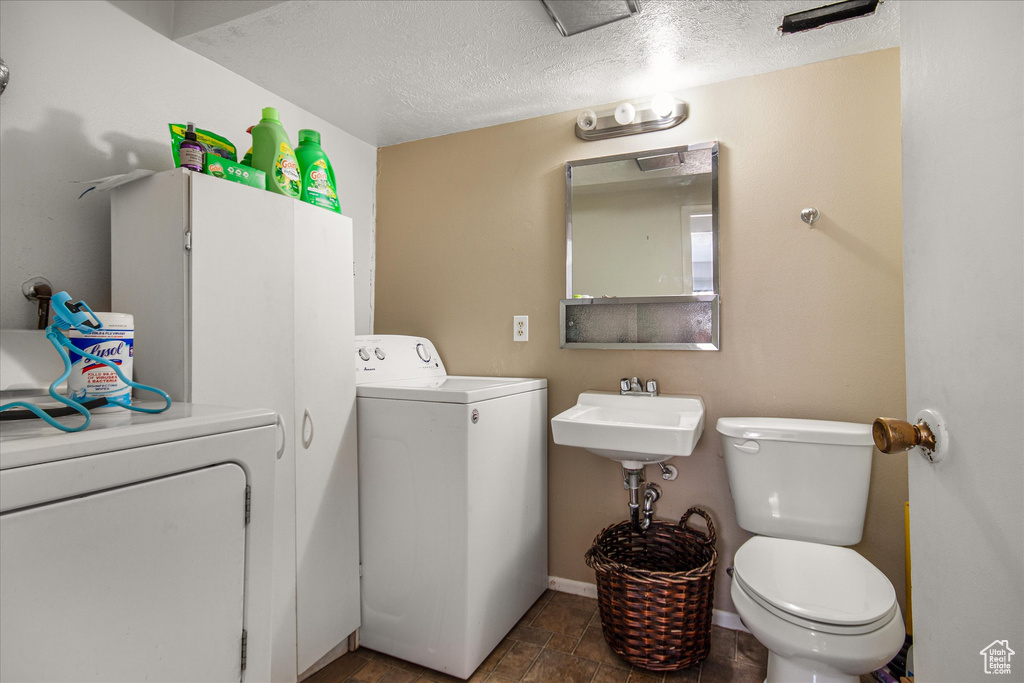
[355,375,546,404]
[733,536,896,626]
[0,403,276,470]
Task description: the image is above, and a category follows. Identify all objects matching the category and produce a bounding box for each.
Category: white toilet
[717,417,905,683]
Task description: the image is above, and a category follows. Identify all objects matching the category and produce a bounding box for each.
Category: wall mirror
[561,140,720,349]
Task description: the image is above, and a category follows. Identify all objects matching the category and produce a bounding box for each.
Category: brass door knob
[872,417,936,454]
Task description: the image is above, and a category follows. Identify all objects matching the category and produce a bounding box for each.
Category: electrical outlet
[513,315,529,342]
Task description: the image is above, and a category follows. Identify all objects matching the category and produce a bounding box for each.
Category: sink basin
[550,391,705,469]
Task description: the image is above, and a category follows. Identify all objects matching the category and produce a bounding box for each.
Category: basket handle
[680,507,716,547]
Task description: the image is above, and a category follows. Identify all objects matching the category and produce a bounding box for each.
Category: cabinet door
[188,173,296,416]
[293,205,360,673]
[188,173,298,682]
[0,464,247,682]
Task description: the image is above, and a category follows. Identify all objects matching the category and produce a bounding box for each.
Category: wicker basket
[584,507,717,671]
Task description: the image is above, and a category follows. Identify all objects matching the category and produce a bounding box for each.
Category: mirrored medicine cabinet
[561,140,720,349]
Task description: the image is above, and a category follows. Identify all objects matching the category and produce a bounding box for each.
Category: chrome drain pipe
[623,467,662,531]
[623,467,644,530]
[640,483,661,531]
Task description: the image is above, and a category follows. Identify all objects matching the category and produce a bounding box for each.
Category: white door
[188,173,299,682]
[900,3,1023,680]
[293,205,360,673]
[0,464,247,682]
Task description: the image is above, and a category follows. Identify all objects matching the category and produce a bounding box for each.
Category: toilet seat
[733,537,897,635]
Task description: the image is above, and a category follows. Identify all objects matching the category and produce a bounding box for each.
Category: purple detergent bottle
[178,122,205,172]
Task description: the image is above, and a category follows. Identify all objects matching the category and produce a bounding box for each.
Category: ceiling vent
[779,0,881,34]
[540,0,641,37]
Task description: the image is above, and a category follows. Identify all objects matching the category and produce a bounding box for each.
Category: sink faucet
[619,377,659,396]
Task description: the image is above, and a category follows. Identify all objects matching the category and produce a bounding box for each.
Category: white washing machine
[0,392,277,681]
[354,335,547,679]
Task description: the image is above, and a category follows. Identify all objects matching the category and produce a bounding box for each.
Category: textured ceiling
[170,0,899,147]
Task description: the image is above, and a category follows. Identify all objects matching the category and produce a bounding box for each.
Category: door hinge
[240,629,247,671]
[359,563,363,578]
[244,485,251,525]
[184,230,192,251]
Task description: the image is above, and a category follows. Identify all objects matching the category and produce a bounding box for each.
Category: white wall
[0,0,376,334]
[901,2,1024,680]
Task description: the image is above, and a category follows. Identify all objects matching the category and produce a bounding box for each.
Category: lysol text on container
[65,312,134,406]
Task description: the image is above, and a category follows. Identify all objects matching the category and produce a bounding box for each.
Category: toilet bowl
[731,536,905,683]
[716,417,906,683]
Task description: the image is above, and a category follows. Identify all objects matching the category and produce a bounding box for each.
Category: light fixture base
[575,101,687,141]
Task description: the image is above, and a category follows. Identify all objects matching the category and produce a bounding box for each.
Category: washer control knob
[415,342,431,362]
[358,347,370,362]
[374,347,385,360]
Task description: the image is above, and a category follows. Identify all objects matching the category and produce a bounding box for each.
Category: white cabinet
[111,170,359,681]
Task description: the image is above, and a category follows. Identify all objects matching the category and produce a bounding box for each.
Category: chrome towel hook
[0,58,9,96]
[800,207,820,226]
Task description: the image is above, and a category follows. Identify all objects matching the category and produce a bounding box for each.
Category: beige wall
[376,49,907,615]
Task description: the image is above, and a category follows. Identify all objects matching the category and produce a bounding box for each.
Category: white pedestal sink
[550,391,705,470]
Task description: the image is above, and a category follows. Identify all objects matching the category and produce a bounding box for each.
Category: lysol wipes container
[65,312,134,406]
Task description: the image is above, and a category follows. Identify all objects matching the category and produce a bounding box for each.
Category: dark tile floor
[305,590,769,683]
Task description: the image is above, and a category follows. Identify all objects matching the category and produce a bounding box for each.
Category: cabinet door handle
[275,415,286,460]
[302,409,314,449]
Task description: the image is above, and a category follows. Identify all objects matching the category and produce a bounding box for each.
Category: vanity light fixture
[575,97,687,141]
[540,0,641,38]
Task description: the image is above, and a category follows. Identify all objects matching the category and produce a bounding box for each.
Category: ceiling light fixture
[779,0,881,34]
[540,0,641,38]
[574,97,687,141]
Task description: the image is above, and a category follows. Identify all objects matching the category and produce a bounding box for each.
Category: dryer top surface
[0,402,276,470]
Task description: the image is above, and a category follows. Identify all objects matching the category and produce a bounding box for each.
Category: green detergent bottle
[295,129,341,213]
[251,107,301,197]
[240,126,254,167]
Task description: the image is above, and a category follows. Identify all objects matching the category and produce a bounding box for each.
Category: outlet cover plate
[514,315,529,342]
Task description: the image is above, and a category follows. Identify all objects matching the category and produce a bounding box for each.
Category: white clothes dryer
[0,402,277,682]
[354,335,547,679]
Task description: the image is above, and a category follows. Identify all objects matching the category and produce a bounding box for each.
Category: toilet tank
[717,418,875,546]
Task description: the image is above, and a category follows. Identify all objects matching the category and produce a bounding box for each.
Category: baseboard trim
[547,576,599,599]
[711,609,747,632]
[547,575,748,633]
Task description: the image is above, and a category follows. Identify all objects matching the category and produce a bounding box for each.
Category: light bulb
[577,109,598,131]
[613,102,636,126]
[650,93,675,118]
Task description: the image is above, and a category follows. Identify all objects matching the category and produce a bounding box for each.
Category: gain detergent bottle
[295,129,341,213]
[251,107,301,197]
[240,125,254,167]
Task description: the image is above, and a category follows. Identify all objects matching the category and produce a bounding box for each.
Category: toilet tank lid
[716,417,872,446]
